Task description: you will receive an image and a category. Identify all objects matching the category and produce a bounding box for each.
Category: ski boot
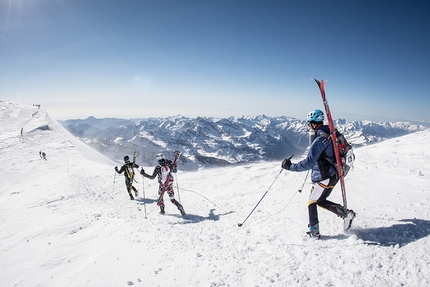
[344,210,356,231]
[160,206,165,215]
[306,223,321,239]
[178,205,186,216]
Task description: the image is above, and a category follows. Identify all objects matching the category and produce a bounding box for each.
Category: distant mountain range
[60,115,428,170]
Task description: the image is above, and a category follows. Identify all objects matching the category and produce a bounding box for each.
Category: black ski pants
[308,173,344,227]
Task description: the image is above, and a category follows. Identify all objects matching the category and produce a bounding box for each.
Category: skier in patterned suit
[140,153,185,216]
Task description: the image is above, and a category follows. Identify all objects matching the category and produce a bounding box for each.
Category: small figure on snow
[40,151,47,160]
[140,153,185,216]
[115,155,139,200]
[281,109,356,239]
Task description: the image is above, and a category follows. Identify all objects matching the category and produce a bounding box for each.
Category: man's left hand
[281,158,292,170]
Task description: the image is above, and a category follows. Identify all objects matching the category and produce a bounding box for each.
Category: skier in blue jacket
[281,109,355,239]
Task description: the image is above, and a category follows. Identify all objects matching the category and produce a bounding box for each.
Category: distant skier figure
[281,109,356,239]
[140,153,185,216]
[115,155,139,200]
[39,151,47,160]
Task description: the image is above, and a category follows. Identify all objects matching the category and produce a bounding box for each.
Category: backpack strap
[319,131,330,144]
[318,131,338,170]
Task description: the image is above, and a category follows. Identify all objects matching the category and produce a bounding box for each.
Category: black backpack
[322,130,355,177]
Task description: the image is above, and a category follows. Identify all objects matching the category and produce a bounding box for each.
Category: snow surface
[1,101,430,286]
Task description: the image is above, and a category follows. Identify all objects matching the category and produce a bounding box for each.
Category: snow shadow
[173,208,234,224]
[353,218,430,247]
[136,198,158,204]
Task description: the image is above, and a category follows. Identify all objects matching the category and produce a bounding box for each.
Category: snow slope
[1,101,429,286]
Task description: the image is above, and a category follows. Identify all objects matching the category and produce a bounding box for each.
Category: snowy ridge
[1,101,114,166]
[1,101,430,286]
[61,115,428,169]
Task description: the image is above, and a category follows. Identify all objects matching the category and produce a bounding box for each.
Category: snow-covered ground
[1,101,429,286]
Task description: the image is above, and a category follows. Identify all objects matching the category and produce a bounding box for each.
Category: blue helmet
[306,109,324,123]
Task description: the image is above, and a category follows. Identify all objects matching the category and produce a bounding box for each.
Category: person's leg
[307,178,333,238]
[308,178,330,227]
[166,185,185,215]
[125,178,134,200]
[132,185,138,197]
[157,186,165,214]
[316,175,346,218]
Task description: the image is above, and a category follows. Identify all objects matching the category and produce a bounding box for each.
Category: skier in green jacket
[115,155,139,200]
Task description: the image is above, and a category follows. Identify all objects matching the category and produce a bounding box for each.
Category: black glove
[281,158,292,170]
[171,164,177,173]
[140,168,145,175]
[114,166,118,171]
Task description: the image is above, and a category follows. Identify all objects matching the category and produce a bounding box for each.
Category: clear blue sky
[1,0,429,123]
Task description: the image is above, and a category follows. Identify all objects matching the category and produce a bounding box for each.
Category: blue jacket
[289,125,337,182]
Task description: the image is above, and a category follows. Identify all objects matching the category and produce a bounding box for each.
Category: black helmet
[124,155,129,162]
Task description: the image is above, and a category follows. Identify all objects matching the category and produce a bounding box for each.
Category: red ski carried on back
[313,79,350,210]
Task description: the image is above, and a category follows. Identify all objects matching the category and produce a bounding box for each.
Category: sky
[1,0,430,123]
[2,99,430,286]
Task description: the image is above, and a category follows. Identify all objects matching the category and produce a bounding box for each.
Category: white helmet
[156,153,164,160]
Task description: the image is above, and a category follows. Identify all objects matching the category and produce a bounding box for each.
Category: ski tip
[313,78,324,84]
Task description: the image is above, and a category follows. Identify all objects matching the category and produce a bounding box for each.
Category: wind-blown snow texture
[1,101,430,287]
[60,115,427,170]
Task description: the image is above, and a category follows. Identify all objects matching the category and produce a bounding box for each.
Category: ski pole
[297,170,310,193]
[112,170,117,199]
[238,168,284,227]
[142,175,147,219]
[175,173,181,202]
[173,150,181,202]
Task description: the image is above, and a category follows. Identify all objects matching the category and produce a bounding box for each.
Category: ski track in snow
[1,101,430,287]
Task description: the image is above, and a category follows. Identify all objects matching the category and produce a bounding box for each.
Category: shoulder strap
[318,131,333,146]
[125,163,135,178]
[318,131,338,169]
